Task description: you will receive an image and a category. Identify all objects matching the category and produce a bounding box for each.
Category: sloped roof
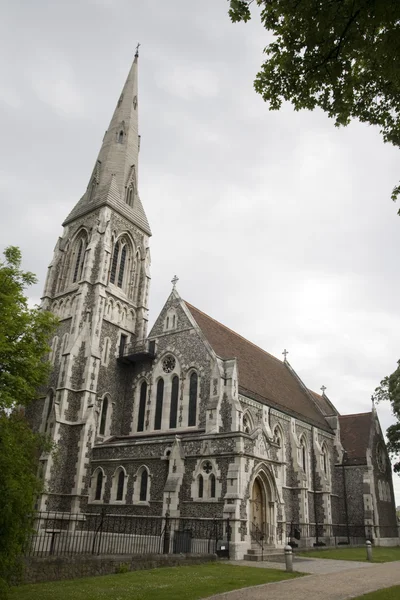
[309,390,338,417]
[185,302,332,431]
[339,412,372,465]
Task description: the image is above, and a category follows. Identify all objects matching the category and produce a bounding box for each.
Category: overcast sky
[1,0,399,504]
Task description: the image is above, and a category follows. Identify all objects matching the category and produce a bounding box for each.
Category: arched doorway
[249,472,275,546]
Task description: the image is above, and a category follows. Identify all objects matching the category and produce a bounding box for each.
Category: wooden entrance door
[251,477,265,537]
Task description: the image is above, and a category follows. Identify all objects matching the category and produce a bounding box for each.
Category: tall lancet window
[188,372,198,426]
[126,186,134,208]
[169,375,179,429]
[72,234,87,283]
[137,381,147,432]
[154,379,164,430]
[110,238,129,290]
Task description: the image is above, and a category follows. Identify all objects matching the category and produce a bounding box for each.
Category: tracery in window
[72,234,87,283]
[110,238,130,290]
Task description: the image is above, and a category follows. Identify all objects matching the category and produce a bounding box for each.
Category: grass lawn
[297,546,400,563]
[10,563,302,600]
[351,586,400,599]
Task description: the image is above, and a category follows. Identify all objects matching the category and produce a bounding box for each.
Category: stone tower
[37,51,151,513]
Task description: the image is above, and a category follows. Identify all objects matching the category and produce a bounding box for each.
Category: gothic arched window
[95,469,104,501]
[126,186,134,207]
[72,235,87,283]
[116,469,125,501]
[300,436,307,472]
[169,375,179,429]
[118,130,124,143]
[140,469,148,502]
[137,381,147,432]
[154,378,164,430]
[99,397,109,436]
[188,372,198,427]
[110,238,130,290]
[44,390,54,433]
[210,473,216,498]
[198,474,204,499]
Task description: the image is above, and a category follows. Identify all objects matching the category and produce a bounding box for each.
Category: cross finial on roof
[171,275,179,288]
[282,349,289,362]
[321,385,327,395]
[371,395,375,407]
[135,42,141,58]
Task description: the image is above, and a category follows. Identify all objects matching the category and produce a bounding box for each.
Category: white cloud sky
[1,0,399,505]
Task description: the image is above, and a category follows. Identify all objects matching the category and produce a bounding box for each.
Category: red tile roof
[339,412,372,465]
[185,302,332,431]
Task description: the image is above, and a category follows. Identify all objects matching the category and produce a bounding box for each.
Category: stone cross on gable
[282,349,289,361]
[171,275,179,288]
[321,385,327,395]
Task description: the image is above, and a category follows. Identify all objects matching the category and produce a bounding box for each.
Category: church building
[29,51,399,559]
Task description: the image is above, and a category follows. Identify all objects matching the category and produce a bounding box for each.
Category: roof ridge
[184,301,284,365]
[340,411,372,418]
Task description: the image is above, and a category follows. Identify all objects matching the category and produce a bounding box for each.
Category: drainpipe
[311,428,319,546]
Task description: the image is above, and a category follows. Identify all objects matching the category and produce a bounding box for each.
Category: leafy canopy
[374,361,400,474]
[0,246,57,410]
[0,247,56,594]
[228,0,400,202]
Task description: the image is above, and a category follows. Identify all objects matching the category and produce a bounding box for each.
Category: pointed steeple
[63,50,151,235]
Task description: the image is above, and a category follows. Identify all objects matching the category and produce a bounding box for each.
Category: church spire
[63,50,150,235]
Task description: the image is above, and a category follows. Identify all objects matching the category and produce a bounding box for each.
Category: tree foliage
[0,247,57,593]
[0,246,57,409]
[374,360,400,475]
[228,0,400,202]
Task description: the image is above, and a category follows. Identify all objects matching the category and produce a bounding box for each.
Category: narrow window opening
[188,372,198,426]
[116,470,125,501]
[140,469,148,501]
[210,473,216,498]
[137,381,147,432]
[117,244,127,287]
[110,242,120,284]
[119,334,128,357]
[154,379,164,430]
[95,470,103,501]
[118,130,124,143]
[169,375,179,429]
[44,391,54,433]
[172,315,176,328]
[198,474,203,498]
[99,397,108,435]
[73,239,84,283]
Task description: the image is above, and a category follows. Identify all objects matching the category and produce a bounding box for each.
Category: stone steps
[243,546,285,562]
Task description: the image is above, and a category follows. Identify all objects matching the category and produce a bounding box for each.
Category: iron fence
[285,522,399,546]
[26,511,230,558]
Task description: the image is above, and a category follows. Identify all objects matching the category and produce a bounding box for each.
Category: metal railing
[119,339,156,358]
[26,511,230,558]
[286,522,400,546]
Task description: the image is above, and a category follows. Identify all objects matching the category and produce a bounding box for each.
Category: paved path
[210,560,400,600]
[228,557,376,574]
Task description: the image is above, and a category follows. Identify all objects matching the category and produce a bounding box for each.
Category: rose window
[162,355,176,373]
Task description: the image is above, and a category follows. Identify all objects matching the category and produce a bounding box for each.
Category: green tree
[374,361,400,475]
[0,246,57,593]
[228,0,400,202]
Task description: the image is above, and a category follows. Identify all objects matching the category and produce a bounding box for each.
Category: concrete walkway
[210,560,400,600]
[228,556,377,574]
